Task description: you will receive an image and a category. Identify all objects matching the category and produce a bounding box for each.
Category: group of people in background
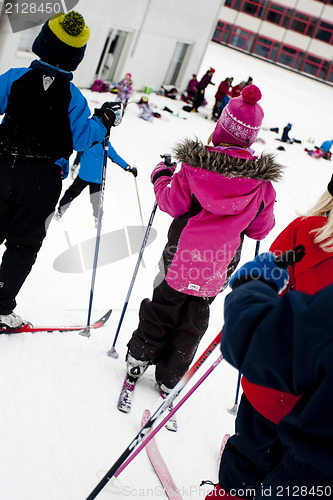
[182,69,253,117]
[212,76,253,121]
[0,9,332,500]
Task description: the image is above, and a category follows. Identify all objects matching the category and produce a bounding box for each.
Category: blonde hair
[206,132,246,148]
[304,190,333,252]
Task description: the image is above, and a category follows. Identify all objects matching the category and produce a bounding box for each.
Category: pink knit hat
[212,84,264,147]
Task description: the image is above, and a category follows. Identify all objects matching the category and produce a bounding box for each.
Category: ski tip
[96,309,112,325]
[141,409,152,428]
[142,408,151,419]
[89,309,112,330]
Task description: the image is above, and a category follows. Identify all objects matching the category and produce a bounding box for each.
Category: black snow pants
[219,394,284,498]
[127,279,215,389]
[58,176,100,218]
[192,89,205,110]
[0,153,62,314]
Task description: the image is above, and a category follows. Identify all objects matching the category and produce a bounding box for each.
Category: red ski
[142,410,183,500]
[0,309,112,334]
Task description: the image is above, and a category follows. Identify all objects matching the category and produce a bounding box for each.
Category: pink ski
[141,410,183,500]
[219,433,230,462]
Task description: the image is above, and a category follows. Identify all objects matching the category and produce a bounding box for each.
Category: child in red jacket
[206,174,333,499]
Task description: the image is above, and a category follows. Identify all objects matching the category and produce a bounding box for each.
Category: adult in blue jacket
[0,12,123,329]
[206,254,333,499]
[55,142,137,225]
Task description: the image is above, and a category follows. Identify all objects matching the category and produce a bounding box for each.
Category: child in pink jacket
[123,86,283,415]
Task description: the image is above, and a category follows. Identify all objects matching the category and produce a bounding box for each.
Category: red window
[315,20,333,44]
[224,0,242,9]
[277,45,304,70]
[265,3,292,27]
[314,0,333,5]
[302,54,329,79]
[213,21,232,44]
[327,66,333,82]
[229,26,255,51]
[290,11,317,37]
[241,0,266,18]
[252,36,279,60]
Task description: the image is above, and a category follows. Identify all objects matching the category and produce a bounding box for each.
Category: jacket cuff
[152,168,174,184]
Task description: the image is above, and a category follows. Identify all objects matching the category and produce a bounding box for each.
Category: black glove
[94,102,124,131]
[125,165,138,177]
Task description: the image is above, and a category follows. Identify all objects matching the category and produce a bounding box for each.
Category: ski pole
[133,173,144,228]
[107,200,158,357]
[80,135,109,338]
[228,242,305,415]
[107,153,175,358]
[85,330,222,500]
[228,240,260,414]
[115,354,223,479]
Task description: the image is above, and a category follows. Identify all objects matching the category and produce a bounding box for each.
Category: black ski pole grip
[273,244,306,268]
[160,153,176,168]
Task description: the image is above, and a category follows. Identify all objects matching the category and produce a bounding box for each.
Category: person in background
[319,139,333,158]
[281,123,292,142]
[184,73,198,102]
[231,81,246,98]
[306,139,333,160]
[0,11,123,329]
[191,68,216,111]
[212,77,233,121]
[137,95,155,122]
[205,174,333,499]
[115,72,133,107]
[211,252,333,498]
[55,142,136,227]
[119,85,283,432]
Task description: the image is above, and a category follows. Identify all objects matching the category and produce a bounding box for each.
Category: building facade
[213,0,333,83]
[0,0,223,91]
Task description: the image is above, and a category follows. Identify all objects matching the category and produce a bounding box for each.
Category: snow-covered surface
[1,42,332,500]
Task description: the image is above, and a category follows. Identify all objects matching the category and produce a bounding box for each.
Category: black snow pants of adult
[127,279,215,389]
[219,394,284,498]
[0,153,62,314]
[58,176,100,218]
[192,89,205,110]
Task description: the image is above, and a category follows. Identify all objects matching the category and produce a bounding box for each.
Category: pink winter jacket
[152,139,283,297]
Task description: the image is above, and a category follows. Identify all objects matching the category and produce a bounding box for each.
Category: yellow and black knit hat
[32,11,90,71]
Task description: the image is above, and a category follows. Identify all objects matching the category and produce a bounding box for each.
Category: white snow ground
[0,41,332,500]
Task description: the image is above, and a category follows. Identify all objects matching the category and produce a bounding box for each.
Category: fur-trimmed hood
[173,138,284,182]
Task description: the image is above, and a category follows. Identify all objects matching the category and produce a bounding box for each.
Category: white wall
[0,0,223,92]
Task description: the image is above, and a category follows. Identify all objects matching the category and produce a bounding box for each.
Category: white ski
[141,409,183,500]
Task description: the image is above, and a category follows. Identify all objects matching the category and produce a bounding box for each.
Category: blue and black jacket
[0,60,106,177]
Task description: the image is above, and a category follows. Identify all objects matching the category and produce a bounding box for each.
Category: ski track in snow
[0,42,332,499]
